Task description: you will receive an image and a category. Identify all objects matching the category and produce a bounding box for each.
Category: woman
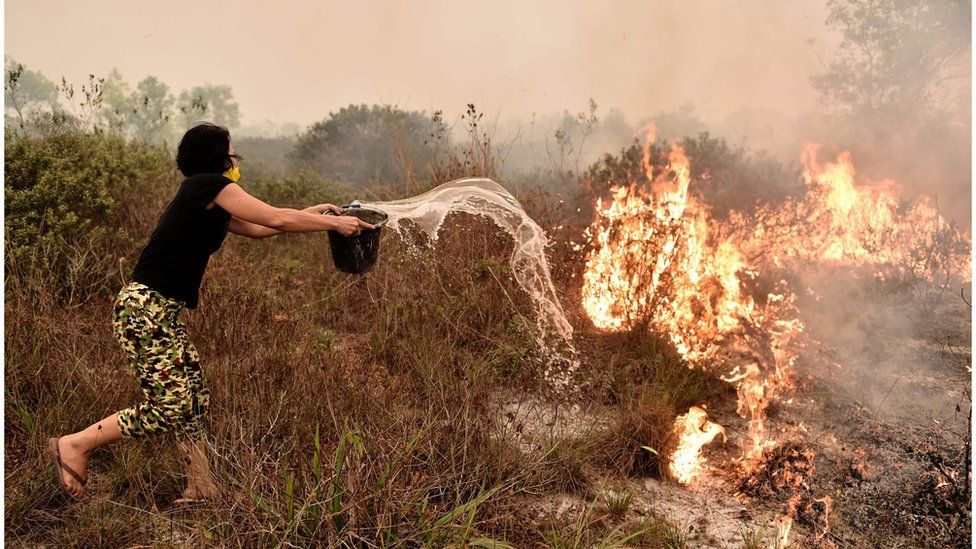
[48,122,373,500]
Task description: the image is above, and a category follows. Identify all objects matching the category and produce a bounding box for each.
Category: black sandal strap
[56,450,88,486]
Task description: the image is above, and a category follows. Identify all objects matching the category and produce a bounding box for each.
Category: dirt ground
[497,286,972,548]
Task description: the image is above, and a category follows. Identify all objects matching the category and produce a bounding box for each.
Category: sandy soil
[495,289,971,547]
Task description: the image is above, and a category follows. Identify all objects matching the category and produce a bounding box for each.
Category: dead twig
[874,374,904,417]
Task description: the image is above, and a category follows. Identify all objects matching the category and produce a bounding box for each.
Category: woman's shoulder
[183,172,234,186]
[179,173,234,195]
[172,173,235,210]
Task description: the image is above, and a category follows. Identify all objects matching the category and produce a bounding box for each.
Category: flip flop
[48,437,87,499]
[173,497,207,505]
[174,486,219,505]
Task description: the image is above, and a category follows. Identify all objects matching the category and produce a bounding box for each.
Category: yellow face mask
[223,165,241,183]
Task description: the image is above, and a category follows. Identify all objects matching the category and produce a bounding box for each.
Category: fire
[723,363,775,461]
[736,144,970,284]
[581,132,757,361]
[581,127,801,466]
[581,127,970,482]
[669,406,726,485]
[774,514,793,548]
[814,495,833,542]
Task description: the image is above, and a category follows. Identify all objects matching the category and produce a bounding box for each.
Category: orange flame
[774,514,793,548]
[581,132,756,360]
[581,127,798,466]
[669,406,726,485]
[737,144,971,283]
[582,129,970,480]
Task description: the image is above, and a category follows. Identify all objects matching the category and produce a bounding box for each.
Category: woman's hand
[213,184,374,234]
[301,203,376,236]
[332,215,375,237]
[302,203,342,215]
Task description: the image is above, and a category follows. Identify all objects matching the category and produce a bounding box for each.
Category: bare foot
[181,482,218,500]
[56,436,90,498]
[179,440,219,500]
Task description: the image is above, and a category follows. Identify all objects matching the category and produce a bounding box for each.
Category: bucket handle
[321,204,357,216]
[321,204,388,228]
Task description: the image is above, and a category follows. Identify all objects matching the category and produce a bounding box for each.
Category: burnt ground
[495,284,971,548]
[775,287,972,547]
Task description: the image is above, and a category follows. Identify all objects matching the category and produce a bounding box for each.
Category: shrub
[291,104,448,188]
[584,133,803,220]
[244,170,352,209]
[232,135,297,179]
[4,128,172,300]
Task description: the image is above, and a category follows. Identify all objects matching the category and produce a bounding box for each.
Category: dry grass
[7,102,971,546]
[3,123,723,546]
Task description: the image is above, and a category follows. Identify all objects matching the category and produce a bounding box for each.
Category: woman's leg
[53,413,123,498]
[54,284,216,499]
[179,439,217,499]
[52,286,140,498]
[175,331,217,499]
[117,321,218,499]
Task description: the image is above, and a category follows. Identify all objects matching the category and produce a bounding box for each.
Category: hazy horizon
[6,0,834,129]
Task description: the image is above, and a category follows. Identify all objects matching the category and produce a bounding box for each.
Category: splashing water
[358,178,577,385]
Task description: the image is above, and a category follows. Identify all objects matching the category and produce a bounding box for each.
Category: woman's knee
[159,389,202,420]
[163,389,209,435]
[121,389,206,438]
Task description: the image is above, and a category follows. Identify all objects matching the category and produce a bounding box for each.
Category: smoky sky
[5,0,833,127]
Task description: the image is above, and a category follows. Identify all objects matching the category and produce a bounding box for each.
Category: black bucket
[326,205,388,274]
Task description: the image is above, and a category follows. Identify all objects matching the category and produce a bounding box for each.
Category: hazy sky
[6,0,833,128]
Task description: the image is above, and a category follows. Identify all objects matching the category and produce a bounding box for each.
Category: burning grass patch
[587,331,729,480]
[735,442,815,498]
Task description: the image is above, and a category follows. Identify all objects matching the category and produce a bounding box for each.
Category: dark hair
[176,123,233,177]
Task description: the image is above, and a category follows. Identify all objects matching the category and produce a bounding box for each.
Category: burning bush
[583,132,803,222]
[578,121,971,501]
[736,442,815,498]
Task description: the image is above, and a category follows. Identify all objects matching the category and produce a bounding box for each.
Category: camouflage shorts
[113,282,210,441]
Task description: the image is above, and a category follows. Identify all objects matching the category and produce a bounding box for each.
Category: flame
[774,514,793,548]
[669,406,726,485]
[581,129,970,480]
[581,127,800,466]
[723,363,775,461]
[581,133,757,361]
[814,495,833,542]
[737,144,971,283]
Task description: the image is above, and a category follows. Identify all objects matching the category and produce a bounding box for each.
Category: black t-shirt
[130,173,234,308]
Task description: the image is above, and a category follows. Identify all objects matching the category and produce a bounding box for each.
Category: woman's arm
[213,183,373,236]
[228,204,343,239]
[228,216,283,239]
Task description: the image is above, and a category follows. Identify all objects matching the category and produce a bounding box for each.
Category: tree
[4,56,58,128]
[96,72,175,143]
[291,104,446,187]
[100,71,241,143]
[811,0,971,131]
[548,99,599,175]
[98,68,132,132]
[809,0,972,225]
[649,104,708,140]
[128,76,176,144]
[177,84,241,130]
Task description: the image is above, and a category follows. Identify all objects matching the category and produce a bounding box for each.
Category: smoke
[7,0,970,224]
[4,1,828,125]
[792,266,971,426]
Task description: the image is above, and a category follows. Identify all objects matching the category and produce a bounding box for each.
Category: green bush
[244,170,352,209]
[4,128,171,297]
[233,135,296,179]
[291,104,447,188]
[584,133,803,219]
